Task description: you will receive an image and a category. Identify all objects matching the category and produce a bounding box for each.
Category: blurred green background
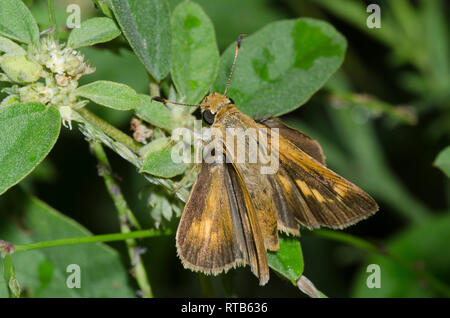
[1,0,449,297]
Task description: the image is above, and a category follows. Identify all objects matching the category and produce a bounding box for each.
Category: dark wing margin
[176,162,269,285]
[258,117,326,165]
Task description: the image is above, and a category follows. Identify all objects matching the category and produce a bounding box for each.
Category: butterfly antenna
[151,96,201,107]
[224,34,246,96]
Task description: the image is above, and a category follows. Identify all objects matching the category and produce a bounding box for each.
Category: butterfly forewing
[176,161,269,285]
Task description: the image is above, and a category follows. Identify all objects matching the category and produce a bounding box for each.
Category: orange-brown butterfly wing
[260,119,379,231]
[215,109,280,251]
[176,161,269,285]
[258,118,327,234]
[259,117,325,164]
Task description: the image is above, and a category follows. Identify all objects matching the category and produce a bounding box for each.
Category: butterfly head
[152,35,244,125]
[200,92,235,125]
[200,33,244,125]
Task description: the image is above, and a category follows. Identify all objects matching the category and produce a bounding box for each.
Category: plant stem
[198,274,216,298]
[92,142,141,229]
[3,254,20,298]
[91,142,152,297]
[13,229,172,253]
[74,110,190,202]
[47,0,56,40]
[311,229,379,254]
[77,108,142,153]
[148,74,160,97]
[310,229,450,297]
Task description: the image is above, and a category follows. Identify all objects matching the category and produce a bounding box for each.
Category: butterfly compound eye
[202,110,215,125]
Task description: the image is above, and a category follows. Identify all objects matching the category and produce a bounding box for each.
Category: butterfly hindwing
[259,117,325,165]
[262,119,379,230]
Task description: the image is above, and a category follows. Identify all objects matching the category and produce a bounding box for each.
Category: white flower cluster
[32,37,95,81]
[1,37,96,128]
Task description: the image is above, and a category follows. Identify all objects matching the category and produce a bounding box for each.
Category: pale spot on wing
[333,184,347,197]
[188,217,214,242]
[278,174,293,192]
[297,180,313,197]
[210,231,217,244]
[204,219,212,234]
[311,189,326,203]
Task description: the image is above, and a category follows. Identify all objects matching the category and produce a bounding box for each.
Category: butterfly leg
[171,163,200,195]
[161,138,175,150]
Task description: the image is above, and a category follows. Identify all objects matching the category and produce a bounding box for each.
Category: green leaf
[135,94,173,131]
[0,103,60,195]
[146,184,182,227]
[0,54,42,83]
[167,0,286,51]
[76,46,150,126]
[0,35,27,55]
[92,0,114,18]
[0,0,39,44]
[267,235,304,283]
[67,17,121,49]
[328,91,417,125]
[110,0,171,81]
[2,254,20,298]
[75,80,141,110]
[0,73,11,82]
[0,95,20,109]
[434,146,450,178]
[0,189,135,297]
[140,137,188,178]
[171,1,219,104]
[213,18,347,119]
[312,0,395,46]
[351,215,450,297]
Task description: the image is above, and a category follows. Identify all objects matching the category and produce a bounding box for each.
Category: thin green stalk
[3,254,20,298]
[74,110,190,202]
[311,229,379,254]
[92,142,141,229]
[148,74,160,97]
[310,229,450,297]
[13,229,172,253]
[77,108,142,153]
[47,0,56,40]
[91,142,152,297]
[198,274,216,298]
